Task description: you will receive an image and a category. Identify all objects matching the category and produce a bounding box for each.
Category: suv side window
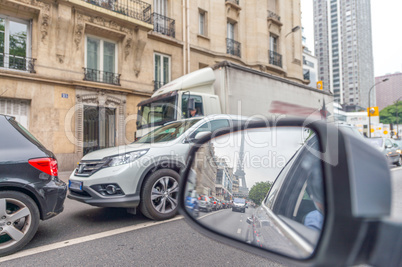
[190,119,230,138]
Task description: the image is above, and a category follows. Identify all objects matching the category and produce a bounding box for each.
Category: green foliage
[248,181,272,205]
[380,101,402,124]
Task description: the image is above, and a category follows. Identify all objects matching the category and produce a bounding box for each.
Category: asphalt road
[1,168,401,266]
[198,207,253,243]
[0,172,284,267]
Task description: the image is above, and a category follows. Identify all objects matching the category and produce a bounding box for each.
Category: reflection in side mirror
[183,127,325,259]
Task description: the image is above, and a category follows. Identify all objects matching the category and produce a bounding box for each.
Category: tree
[248,181,272,206]
[380,101,402,125]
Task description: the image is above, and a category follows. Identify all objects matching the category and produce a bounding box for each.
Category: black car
[0,115,67,256]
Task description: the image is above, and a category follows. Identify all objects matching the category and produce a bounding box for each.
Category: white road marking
[237,228,241,234]
[391,167,402,171]
[0,216,183,263]
[197,209,226,220]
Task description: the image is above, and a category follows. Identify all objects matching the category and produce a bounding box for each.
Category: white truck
[136,61,333,138]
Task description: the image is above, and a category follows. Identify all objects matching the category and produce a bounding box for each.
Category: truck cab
[137,68,220,138]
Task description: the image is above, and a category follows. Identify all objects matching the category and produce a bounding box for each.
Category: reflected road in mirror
[184,126,325,259]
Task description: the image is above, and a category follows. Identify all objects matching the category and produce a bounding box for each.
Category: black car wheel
[140,169,180,221]
[0,191,40,257]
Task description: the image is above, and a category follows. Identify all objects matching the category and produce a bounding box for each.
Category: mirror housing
[187,98,195,111]
[179,118,395,266]
[194,131,211,141]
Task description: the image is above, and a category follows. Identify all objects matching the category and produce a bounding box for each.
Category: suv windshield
[136,119,201,143]
[137,95,177,129]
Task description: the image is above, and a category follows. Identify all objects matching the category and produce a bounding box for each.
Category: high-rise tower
[313,0,374,107]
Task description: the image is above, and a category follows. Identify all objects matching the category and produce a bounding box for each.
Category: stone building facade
[0,0,305,170]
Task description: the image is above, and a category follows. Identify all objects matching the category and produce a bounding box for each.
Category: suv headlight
[105,149,149,167]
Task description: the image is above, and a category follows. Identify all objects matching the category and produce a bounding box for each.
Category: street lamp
[285,26,301,38]
[368,78,389,138]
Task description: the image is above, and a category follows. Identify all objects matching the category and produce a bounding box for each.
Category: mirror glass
[184,127,325,259]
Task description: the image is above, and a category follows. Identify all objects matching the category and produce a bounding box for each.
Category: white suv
[68,115,248,220]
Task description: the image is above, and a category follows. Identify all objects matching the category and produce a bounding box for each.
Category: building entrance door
[83,106,116,155]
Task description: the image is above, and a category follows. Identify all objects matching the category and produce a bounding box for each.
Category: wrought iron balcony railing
[154,80,168,91]
[267,10,280,21]
[82,0,151,23]
[148,13,175,38]
[226,38,241,57]
[225,0,239,5]
[83,68,121,86]
[0,53,36,73]
[304,70,310,81]
[269,50,282,68]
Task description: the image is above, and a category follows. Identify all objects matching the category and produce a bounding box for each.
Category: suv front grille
[75,160,107,177]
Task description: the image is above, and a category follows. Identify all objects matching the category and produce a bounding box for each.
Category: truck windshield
[136,119,201,143]
[137,95,177,129]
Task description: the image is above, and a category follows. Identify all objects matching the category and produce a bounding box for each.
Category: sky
[301,0,402,77]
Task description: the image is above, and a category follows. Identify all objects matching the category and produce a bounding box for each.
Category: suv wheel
[0,191,40,256]
[140,169,180,220]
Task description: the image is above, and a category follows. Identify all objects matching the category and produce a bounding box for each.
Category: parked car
[185,190,199,218]
[68,114,248,220]
[367,137,401,166]
[198,195,212,212]
[209,197,220,211]
[393,139,402,157]
[232,198,246,213]
[0,115,67,256]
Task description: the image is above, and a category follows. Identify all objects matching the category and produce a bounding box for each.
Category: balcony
[226,38,241,57]
[0,53,36,73]
[269,50,282,68]
[83,68,121,86]
[148,13,175,38]
[81,0,152,23]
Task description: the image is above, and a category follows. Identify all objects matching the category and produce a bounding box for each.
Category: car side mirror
[179,119,395,266]
[194,131,211,141]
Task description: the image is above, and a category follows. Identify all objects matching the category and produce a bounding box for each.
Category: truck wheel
[140,169,180,221]
[0,191,40,257]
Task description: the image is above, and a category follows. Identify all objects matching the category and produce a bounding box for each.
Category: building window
[226,21,241,57]
[85,35,119,85]
[199,10,207,36]
[269,34,278,52]
[154,0,167,16]
[0,16,33,72]
[154,53,170,91]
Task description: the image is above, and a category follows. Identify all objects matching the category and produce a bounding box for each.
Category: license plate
[69,180,83,191]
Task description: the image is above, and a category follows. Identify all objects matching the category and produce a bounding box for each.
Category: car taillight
[29,158,58,176]
[214,201,216,204]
